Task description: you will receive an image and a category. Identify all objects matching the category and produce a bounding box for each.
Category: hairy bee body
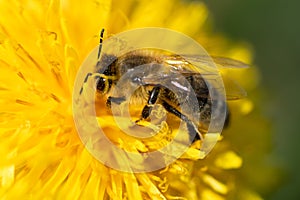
[77,28,247,154]
[96,49,221,137]
[79,41,248,142]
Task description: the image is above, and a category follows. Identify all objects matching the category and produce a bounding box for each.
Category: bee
[80,29,247,143]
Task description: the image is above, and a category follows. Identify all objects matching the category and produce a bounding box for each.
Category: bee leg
[79,72,93,95]
[106,96,126,108]
[161,101,203,142]
[136,86,161,123]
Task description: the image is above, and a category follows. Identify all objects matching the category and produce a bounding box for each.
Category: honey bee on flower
[77,28,248,149]
[72,29,250,177]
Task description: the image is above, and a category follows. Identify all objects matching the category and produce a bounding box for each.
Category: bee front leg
[106,96,126,108]
[136,86,161,123]
[161,100,203,142]
[79,72,93,95]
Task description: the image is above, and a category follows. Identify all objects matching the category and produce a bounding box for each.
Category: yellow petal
[202,174,228,195]
[214,150,243,169]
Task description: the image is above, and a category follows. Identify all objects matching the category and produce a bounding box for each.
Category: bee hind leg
[135,86,161,123]
[161,100,203,142]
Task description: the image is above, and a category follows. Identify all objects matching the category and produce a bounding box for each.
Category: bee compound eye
[96,77,106,91]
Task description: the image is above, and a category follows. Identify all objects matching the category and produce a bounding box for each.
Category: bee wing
[143,71,247,100]
[198,73,247,100]
[177,69,247,100]
[165,54,248,70]
[221,75,247,100]
[189,55,249,69]
[210,56,249,69]
[164,55,248,100]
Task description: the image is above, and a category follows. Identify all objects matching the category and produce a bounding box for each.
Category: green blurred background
[203,0,300,199]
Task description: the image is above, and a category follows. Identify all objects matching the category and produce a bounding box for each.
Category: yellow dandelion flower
[0,0,280,200]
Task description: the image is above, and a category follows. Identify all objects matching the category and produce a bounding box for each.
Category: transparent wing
[163,55,248,100]
[205,55,248,69]
[164,54,248,73]
[182,72,247,100]
[193,55,248,99]
[219,74,247,100]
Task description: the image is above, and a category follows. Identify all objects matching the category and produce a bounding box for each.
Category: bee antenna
[97,29,105,61]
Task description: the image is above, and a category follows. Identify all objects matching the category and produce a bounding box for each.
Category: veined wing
[164,54,249,74]
[179,71,247,100]
[202,55,248,69]
[162,54,248,100]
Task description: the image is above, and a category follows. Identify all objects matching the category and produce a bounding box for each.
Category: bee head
[95,54,118,94]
